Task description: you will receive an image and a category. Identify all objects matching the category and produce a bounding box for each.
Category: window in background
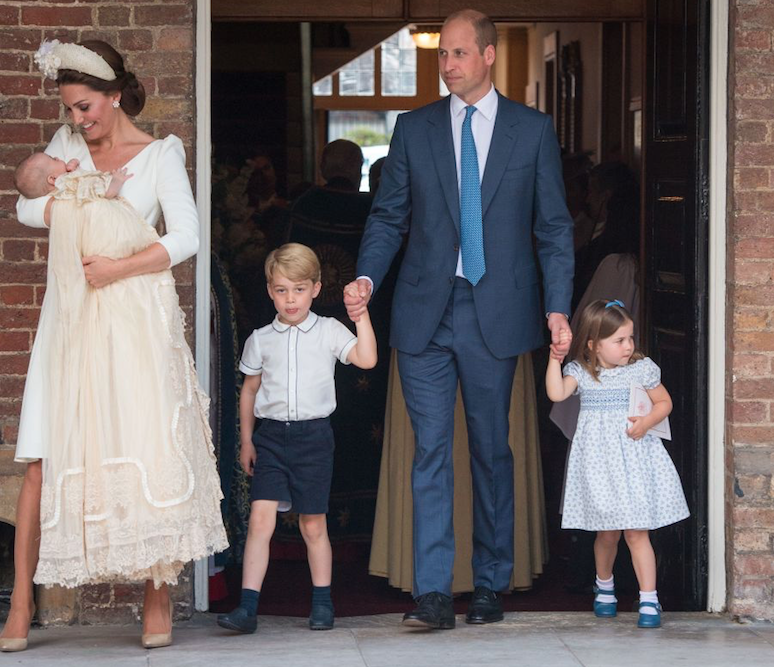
[381,29,417,96]
[339,50,375,97]
[313,75,333,96]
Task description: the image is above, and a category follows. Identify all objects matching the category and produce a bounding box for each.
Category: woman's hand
[82,255,123,288]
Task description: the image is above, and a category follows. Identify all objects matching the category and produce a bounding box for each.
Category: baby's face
[44,155,69,180]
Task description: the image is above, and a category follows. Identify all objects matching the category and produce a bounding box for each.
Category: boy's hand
[239,442,257,476]
[344,278,372,322]
[65,158,80,172]
[626,416,650,440]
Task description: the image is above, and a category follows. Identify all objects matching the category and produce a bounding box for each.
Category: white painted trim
[193,0,212,613]
[707,0,728,613]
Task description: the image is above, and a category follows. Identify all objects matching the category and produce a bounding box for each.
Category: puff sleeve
[639,357,662,390]
[154,135,200,267]
[562,360,583,394]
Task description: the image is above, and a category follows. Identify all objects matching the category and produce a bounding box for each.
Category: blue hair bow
[605,299,625,309]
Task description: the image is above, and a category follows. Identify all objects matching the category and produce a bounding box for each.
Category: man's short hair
[444,9,497,54]
[265,243,321,284]
[320,139,363,188]
[14,153,51,199]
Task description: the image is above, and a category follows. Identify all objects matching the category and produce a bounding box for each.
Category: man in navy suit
[345,9,574,628]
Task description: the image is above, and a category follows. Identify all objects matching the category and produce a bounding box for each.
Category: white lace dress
[17,157,227,587]
[560,357,690,531]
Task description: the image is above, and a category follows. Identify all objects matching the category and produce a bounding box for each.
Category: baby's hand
[110,167,133,185]
[65,158,80,172]
[106,167,133,199]
[626,416,649,440]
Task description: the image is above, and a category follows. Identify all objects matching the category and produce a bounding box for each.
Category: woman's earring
[112,99,120,109]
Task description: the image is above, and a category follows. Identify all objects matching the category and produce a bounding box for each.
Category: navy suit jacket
[357,92,574,359]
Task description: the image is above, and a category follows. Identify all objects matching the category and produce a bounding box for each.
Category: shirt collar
[450,84,497,121]
[271,311,318,333]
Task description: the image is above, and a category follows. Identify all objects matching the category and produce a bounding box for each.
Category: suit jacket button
[449,276,454,284]
[453,243,459,252]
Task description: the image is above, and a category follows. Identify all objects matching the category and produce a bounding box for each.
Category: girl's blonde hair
[568,300,643,381]
[264,243,321,284]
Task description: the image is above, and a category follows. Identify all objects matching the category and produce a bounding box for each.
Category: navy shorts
[250,417,335,515]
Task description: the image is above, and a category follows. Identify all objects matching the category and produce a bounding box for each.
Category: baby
[14,152,131,225]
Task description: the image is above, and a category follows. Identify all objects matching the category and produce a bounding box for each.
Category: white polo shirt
[239,312,357,422]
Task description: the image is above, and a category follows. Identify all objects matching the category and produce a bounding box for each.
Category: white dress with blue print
[560,357,690,531]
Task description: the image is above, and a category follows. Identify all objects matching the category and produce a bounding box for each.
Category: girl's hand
[82,255,122,288]
[627,416,650,440]
[239,442,256,476]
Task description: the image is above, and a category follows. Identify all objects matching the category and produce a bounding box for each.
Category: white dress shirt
[450,84,498,277]
[239,312,357,422]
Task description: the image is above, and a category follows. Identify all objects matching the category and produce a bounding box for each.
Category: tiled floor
[2,612,772,666]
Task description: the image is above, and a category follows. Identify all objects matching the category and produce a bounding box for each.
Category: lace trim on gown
[35,175,227,588]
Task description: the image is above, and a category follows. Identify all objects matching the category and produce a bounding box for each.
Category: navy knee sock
[312,585,333,610]
[239,588,260,617]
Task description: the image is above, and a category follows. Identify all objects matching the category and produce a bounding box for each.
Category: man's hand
[548,312,572,358]
[549,328,571,362]
[343,278,372,322]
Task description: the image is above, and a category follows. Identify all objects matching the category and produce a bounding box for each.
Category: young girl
[545,299,689,628]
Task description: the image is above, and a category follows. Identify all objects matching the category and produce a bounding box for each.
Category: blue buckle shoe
[217,606,258,634]
[637,601,662,628]
[592,585,617,617]
[309,604,334,630]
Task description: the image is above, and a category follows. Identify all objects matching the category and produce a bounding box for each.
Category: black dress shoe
[402,592,456,629]
[465,586,504,624]
[217,606,258,634]
[309,604,334,630]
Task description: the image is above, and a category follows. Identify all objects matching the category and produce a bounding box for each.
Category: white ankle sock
[595,575,616,603]
[639,590,659,615]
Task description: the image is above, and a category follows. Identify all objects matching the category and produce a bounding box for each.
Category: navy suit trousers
[397,278,517,597]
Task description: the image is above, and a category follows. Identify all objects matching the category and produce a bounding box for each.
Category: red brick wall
[0,0,198,624]
[728,0,774,620]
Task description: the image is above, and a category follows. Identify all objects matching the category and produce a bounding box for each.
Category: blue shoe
[637,601,662,628]
[217,606,257,634]
[592,585,617,617]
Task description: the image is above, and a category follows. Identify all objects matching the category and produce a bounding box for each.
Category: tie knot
[465,105,477,121]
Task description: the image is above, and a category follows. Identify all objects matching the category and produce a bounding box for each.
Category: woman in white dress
[0,40,227,652]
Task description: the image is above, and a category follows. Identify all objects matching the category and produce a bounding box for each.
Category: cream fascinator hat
[34,39,116,81]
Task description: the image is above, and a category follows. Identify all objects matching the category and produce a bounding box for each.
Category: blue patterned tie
[460,105,485,285]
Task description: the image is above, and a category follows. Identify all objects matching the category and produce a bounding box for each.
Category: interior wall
[211,22,304,193]
[527,22,602,160]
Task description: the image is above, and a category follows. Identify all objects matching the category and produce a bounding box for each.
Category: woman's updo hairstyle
[56,40,146,116]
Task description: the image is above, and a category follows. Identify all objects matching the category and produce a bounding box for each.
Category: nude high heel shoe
[0,637,28,652]
[0,604,35,652]
[141,592,172,649]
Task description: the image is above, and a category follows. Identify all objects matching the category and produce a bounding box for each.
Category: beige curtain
[369,351,548,593]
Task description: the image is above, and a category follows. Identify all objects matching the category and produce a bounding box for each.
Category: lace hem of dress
[34,524,229,588]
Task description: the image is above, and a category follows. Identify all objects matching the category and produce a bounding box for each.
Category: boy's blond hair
[265,243,321,284]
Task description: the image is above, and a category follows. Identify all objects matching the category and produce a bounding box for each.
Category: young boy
[217,243,377,634]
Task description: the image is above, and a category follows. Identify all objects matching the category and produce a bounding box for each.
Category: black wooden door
[643,0,709,610]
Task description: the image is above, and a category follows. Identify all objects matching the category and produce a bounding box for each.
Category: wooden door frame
[193,0,729,613]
